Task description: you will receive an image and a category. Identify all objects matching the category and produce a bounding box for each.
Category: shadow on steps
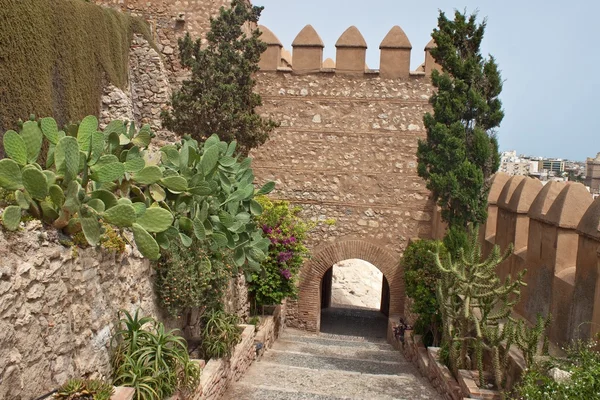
[320,306,388,342]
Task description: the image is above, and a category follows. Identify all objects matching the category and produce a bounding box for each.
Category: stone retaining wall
[196,324,257,400]
[0,218,258,400]
[196,306,286,399]
[100,33,173,143]
[390,317,526,400]
[0,222,164,400]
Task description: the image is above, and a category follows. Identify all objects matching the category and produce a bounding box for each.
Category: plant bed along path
[223,328,440,399]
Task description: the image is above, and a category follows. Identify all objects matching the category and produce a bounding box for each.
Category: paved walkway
[222,308,440,400]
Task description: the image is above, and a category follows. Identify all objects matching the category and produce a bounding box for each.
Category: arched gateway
[296,238,403,332]
[250,24,435,332]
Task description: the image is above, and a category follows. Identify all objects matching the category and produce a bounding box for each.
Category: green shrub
[513,340,600,399]
[0,115,274,267]
[200,310,241,359]
[155,239,233,318]
[248,196,310,307]
[111,310,200,400]
[162,0,277,155]
[54,378,114,400]
[402,239,446,346]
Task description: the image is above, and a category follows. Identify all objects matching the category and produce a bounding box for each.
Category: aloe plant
[0,115,274,267]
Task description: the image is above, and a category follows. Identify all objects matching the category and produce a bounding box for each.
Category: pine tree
[417,10,504,228]
[162,0,277,155]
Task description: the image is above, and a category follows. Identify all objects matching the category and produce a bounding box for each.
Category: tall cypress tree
[162,0,277,155]
[417,10,504,229]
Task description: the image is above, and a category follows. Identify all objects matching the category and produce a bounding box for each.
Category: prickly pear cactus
[0,115,275,266]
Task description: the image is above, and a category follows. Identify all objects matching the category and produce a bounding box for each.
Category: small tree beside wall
[162,0,278,156]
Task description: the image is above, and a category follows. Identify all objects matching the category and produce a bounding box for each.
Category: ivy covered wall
[0,0,151,136]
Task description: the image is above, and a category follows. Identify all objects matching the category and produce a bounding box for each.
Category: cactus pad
[80,206,102,247]
[161,176,187,193]
[55,136,80,183]
[133,166,162,185]
[20,121,43,163]
[1,206,22,230]
[132,202,147,217]
[103,203,136,227]
[87,199,106,213]
[149,184,166,202]
[201,144,220,176]
[90,162,125,183]
[90,190,117,210]
[77,115,99,152]
[136,206,173,233]
[40,117,59,145]
[15,190,30,209]
[22,167,48,200]
[3,130,28,165]
[124,157,145,173]
[132,223,160,260]
[0,159,23,190]
[49,185,65,208]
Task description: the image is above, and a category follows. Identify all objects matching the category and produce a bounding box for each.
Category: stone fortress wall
[432,173,600,346]
[3,3,600,398]
[94,0,444,331]
[91,0,600,343]
[250,24,440,330]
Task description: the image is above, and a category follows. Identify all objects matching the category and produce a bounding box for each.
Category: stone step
[223,362,438,400]
[261,349,411,376]
[283,327,387,341]
[271,340,406,364]
[224,383,352,400]
[280,332,393,351]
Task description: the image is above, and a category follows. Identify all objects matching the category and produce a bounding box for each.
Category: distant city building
[499,151,535,176]
[539,159,565,174]
[499,151,586,184]
[585,153,600,194]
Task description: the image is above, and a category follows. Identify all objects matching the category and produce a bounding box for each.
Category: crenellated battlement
[434,173,600,346]
[258,25,440,79]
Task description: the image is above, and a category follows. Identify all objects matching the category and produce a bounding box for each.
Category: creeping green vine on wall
[0,0,152,142]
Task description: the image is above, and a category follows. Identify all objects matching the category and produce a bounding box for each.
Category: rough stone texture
[197,313,285,400]
[331,259,383,309]
[95,0,250,88]
[0,219,254,400]
[0,222,163,400]
[250,72,434,331]
[397,316,527,399]
[197,324,256,400]
[129,34,172,132]
[101,34,173,144]
[548,367,573,384]
[254,303,286,359]
[224,273,250,320]
[101,83,135,128]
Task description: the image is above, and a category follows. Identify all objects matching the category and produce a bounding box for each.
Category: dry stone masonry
[0,222,163,400]
[95,0,249,87]
[100,34,173,142]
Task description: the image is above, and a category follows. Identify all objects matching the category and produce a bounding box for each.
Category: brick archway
[297,239,404,332]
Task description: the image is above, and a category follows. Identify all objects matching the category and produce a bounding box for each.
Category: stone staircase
[222,328,441,399]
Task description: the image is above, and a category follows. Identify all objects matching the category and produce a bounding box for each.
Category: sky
[253,0,600,162]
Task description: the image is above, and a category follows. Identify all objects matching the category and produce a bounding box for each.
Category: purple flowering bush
[248,196,310,307]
